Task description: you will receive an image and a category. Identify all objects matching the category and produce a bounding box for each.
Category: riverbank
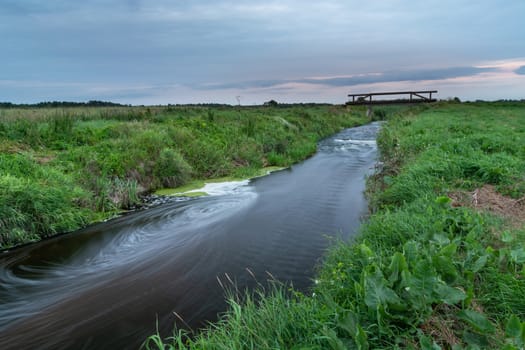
[0,105,370,249]
[145,101,525,349]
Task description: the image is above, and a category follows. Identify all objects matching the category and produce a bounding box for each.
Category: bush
[154,148,193,188]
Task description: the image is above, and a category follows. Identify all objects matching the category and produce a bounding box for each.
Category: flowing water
[0,122,380,349]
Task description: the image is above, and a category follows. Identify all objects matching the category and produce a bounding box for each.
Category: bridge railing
[347,90,438,105]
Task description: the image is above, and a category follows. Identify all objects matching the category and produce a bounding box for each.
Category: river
[0,122,380,349]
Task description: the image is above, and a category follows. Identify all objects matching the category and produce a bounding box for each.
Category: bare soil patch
[449,185,525,228]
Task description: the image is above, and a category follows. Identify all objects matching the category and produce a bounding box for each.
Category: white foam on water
[186,179,251,196]
[0,180,259,329]
[334,138,377,145]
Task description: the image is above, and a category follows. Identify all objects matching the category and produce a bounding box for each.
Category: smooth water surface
[0,122,380,349]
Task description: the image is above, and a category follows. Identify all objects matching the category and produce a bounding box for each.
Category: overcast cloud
[1,0,524,104]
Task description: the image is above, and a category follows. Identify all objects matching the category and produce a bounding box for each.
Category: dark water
[0,122,379,350]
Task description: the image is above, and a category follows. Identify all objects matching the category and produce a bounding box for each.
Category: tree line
[0,100,127,108]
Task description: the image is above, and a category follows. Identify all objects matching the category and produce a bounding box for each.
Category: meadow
[0,104,368,248]
[144,101,525,349]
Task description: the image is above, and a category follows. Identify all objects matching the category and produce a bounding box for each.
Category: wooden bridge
[346,90,438,105]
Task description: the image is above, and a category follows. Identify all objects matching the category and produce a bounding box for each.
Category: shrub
[154,148,193,188]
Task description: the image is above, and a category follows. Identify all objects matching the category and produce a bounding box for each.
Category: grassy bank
[145,101,525,349]
[0,104,368,249]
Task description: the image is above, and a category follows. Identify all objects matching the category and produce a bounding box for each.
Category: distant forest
[1,99,523,109]
[0,101,127,108]
[0,100,334,108]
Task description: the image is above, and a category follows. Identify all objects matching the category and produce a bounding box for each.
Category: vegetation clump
[0,104,367,248]
[144,101,525,349]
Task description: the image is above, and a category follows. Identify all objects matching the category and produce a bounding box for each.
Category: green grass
[0,104,368,248]
[146,101,525,349]
[143,282,336,350]
[0,153,95,247]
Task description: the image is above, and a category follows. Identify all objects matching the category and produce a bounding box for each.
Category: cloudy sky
[1,0,524,105]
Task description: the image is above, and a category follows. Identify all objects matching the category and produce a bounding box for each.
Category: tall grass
[0,154,94,247]
[143,283,332,350]
[0,104,369,248]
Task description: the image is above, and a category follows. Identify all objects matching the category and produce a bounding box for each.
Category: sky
[1,0,524,105]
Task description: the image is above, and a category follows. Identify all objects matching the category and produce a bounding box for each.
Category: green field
[144,101,525,349]
[0,104,368,249]
[3,101,525,348]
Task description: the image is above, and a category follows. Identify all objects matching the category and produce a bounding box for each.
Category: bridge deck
[346,90,437,105]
